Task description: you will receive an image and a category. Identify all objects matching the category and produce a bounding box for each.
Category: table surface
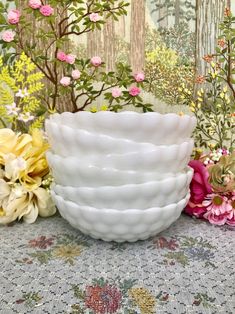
[1,213,234,314]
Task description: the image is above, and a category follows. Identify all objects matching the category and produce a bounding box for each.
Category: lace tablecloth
[1,213,234,314]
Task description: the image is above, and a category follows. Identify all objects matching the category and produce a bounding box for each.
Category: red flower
[184,160,212,218]
[85,284,122,314]
[153,237,179,251]
[195,75,205,84]
[28,236,54,249]
[224,7,231,17]
[203,55,213,63]
[218,39,226,48]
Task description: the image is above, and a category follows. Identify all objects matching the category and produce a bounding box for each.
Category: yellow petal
[33,187,56,218]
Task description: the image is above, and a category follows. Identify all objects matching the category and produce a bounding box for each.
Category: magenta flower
[129,86,141,96]
[1,30,15,42]
[112,87,122,98]
[57,51,67,62]
[28,0,42,9]
[134,72,145,82]
[7,9,21,25]
[202,194,231,225]
[227,196,235,226]
[85,284,122,314]
[39,5,54,16]
[91,56,102,67]
[72,70,81,80]
[184,160,212,218]
[89,13,101,22]
[65,54,76,65]
[60,77,71,86]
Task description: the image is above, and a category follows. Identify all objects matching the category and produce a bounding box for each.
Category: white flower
[16,88,29,98]
[18,112,34,122]
[4,153,27,182]
[5,102,21,116]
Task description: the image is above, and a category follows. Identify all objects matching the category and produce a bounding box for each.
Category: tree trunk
[103,18,116,71]
[175,0,181,25]
[159,0,168,28]
[130,0,146,73]
[87,30,102,58]
[195,0,230,77]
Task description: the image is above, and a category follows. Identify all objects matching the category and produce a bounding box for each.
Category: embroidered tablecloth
[1,213,234,314]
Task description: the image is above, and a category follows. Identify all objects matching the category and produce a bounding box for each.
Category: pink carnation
[72,70,81,80]
[60,77,71,87]
[39,5,54,16]
[91,56,102,67]
[28,0,42,9]
[227,196,235,226]
[7,9,21,25]
[134,72,145,82]
[112,87,122,98]
[184,160,212,218]
[89,13,101,22]
[57,51,67,62]
[1,30,15,42]
[65,54,76,65]
[129,86,141,97]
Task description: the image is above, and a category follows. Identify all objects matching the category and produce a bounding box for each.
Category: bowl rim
[52,190,191,214]
[52,166,193,191]
[49,110,196,120]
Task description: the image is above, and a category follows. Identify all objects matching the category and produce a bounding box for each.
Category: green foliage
[144,27,194,105]
[182,10,235,151]
[0,53,45,132]
[159,21,196,64]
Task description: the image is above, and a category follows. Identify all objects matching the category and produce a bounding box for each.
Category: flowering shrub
[144,27,194,105]
[0,0,153,113]
[181,8,235,150]
[185,149,235,226]
[0,128,55,224]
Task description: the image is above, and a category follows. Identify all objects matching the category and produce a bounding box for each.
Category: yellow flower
[0,129,18,163]
[101,104,108,111]
[53,245,82,264]
[90,106,97,113]
[129,287,156,314]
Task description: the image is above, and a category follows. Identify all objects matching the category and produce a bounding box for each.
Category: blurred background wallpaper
[1,0,234,113]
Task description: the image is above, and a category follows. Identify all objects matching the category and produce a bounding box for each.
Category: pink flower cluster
[28,1,53,16]
[185,159,235,226]
[57,51,76,64]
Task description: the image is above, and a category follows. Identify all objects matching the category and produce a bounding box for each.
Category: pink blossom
[28,0,42,9]
[7,10,21,25]
[65,54,76,65]
[227,196,235,226]
[1,30,15,42]
[72,70,81,80]
[57,51,67,62]
[202,194,231,225]
[60,77,71,87]
[134,72,145,82]
[112,87,122,98]
[129,86,141,97]
[39,5,54,16]
[184,160,212,218]
[91,56,102,67]
[89,13,101,22]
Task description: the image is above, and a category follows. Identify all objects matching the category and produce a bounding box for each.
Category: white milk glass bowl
[49,111,196,145]
[51,191,191,242]
[52,167,193,209]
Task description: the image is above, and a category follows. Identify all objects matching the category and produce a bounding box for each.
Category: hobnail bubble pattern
[51,191,191,242]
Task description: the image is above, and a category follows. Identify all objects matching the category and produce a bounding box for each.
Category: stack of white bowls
[45,111,196,242]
